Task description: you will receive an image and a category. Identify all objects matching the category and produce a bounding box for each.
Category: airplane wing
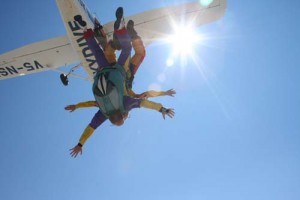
[1,0,226,82]
[102,0,227,46]
[0,35,79,80]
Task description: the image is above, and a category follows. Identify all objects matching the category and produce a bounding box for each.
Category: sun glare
[167,25,202,58]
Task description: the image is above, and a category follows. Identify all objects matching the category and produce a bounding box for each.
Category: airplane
[0,0,226,85]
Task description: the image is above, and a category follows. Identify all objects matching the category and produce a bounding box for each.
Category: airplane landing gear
[60,73,69,86]
[59,63,81,86]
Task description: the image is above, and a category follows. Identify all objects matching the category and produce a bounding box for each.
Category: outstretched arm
[140,99,175,119]
[65,101,97,112]
[69,110,107,158]
[69,125,95,158]
[134,89,176,99]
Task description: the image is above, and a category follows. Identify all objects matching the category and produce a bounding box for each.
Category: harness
[92,64,126,117]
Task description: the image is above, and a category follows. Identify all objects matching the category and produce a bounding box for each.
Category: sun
[166,25,203,58]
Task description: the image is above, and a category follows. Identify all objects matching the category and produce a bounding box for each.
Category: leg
[84,29,110,70]
[114,29,132,66]
[74,15,110,70]
[126,37,146,88]
[131,37,146,75]
[126,20,146,88]
[93,20,118,66]
[93,18,108,51]
[104,41,117,65]
[113,7,132,66]
[127,20,146,75]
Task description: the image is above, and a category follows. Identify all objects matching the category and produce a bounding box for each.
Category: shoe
[115,7,123,20]
[126,20,138,39]
[74,15,87,27]
[94,18,103,29]
[114,7,124,30]
[93,18,105,38]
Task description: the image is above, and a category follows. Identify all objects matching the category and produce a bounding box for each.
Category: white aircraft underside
[0,0,226,82]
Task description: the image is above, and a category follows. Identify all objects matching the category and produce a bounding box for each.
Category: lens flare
[199,0,213,7]
[166,58,174,67]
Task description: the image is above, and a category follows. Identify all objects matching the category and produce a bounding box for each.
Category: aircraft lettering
[68,21,97,70]
[78,40,87,47]
[34,60,44,69]
[68,21,80,32]
[0,67,9,76]
[82,47,93,58]
[86,58,96,67]
[6,66,18,74]
[24,62,35,71]
[77,0,94,23]
[0,60,44,77]
[24,61,44,71]
[0,66,18,77]
[74,34,86,46]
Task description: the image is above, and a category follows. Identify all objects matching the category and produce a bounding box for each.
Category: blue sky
[1,0,300,200]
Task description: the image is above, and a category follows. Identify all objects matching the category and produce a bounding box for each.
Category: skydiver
[68,94,175,157]
[77,8,176,99]
[69,7,175,157]
[92,7,148,97]
[65,88,176,113]
[74,8,175,120]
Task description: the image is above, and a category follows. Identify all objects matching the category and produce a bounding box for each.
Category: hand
[165,89,176,97]
[69,144,82,158]
[161,108,175,119]
[65,105,76,112]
